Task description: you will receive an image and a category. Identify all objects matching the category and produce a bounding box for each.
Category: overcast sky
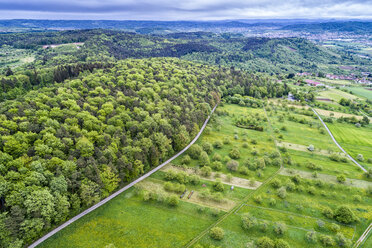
[0,0,371,20]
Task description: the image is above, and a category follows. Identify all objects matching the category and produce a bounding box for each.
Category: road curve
[28,103,218,248]
[311,107,367,173]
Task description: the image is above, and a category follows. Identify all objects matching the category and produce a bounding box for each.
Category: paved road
[28,103,218,248]
[354,223,372,248]
[311,107,367,173]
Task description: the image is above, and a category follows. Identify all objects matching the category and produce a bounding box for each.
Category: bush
[291,174,301,184]
[238,166,249,175]
[273,222,287,236]
[322,206,334,219]
[209,227,224,240]
[256,236,274,248]
[254,195,263,204]
[200,166,212,177]
[275,239,290,248]
[213,179,224,192]
[211,161,223,171]
[226,160,239,172]
[167,195,179,207]
[335,233,352,247]
[365,168,372,178]
[181,155,191,165]
[229,148,240,159]
[277,187,287,199]
[200,151,210,166]
[214,140,223,149]
[241,213,257,230]
[202,142,213,154]
[330,223,340,233]
[334,206,357,224]
[189,175,200,185]
[212,153,222,161]
[306,230,317,243]
[242,142,249,148]
[337,174,346,183]
[188,144,202,159]
[319,234,334,247]
[271,178,281,188]
[223,137,230,145]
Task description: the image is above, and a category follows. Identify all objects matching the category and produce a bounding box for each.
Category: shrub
[254,195,263,204]
[238,166,249,175]
[164,170,176,181]
[322,207,334,219]
[242,142,249,148]
[273,222,287,236]
[307,186,316,195]
[269,198,276,206]
[202,142,213,154]
[337,174,346,183]
[275,239,290,248]
[214,140,223,149]
[306,230,317,243]
[330,223,340,233]
[226,173,233,182]
[181,155,191,165]
[226,160,239,172]
[200,166,212,177]
[277,187,287,199]
[330,153,341,162]
[213,179,224,192]
[211,161,223,171]
[251,139,257,145]
[212,153,222,161]
[188,144,202,159]
[286,182,295,191]
[365,168,372,178]
[271,178,281,188]
[234,134,239,140]
[319,234,334,247]
[167,195,179,207]
[335,233,352,247]
[189,175,200,185]
[223,137,230,144]
[200,151,210,166]
[241,213,257,230]
[291,174,301,184]
[256,236,274,248]
[229,148,240,159]
[334,206,357,224]
[209,227,224,240]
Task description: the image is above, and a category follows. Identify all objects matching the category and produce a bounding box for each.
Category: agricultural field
[0,45,35,69]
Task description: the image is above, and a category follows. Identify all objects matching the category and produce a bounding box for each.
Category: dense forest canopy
[0,57,288,247]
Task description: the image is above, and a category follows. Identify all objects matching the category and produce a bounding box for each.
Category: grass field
[327,122,372,170]
[347,87,372,100]
[318,88,361,102]
[40,188,220,248]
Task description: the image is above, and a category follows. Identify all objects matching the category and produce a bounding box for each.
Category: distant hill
[282,21,372,34]
[0,29,370,74]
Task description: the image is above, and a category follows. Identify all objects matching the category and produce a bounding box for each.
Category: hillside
[282,21,372,34]
[1,29,369,75]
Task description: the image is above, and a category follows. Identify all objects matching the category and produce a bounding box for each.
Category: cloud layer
[0,0,371,20]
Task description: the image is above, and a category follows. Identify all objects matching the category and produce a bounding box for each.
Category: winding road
[28,103,218,248]
[311,107,367,173]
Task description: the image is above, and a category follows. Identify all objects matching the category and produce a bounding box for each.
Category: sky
[0,0,371,20]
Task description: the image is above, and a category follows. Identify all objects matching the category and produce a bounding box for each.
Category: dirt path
[28,104,218,248]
